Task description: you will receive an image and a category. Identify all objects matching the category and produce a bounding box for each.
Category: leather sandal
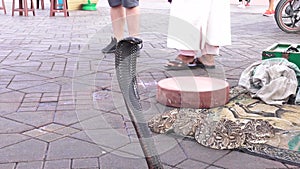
[187,58,216,69]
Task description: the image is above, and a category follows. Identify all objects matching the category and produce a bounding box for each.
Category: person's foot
[175,54,194,64]
[102,37,117,53]
[263,10,275,17]
[188,54,216,69]
[198,54,215,67]
[164,54,194,70]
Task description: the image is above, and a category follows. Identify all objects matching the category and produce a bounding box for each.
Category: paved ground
[0,0,300,169]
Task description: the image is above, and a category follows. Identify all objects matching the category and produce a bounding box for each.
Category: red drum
[156,76,230,108]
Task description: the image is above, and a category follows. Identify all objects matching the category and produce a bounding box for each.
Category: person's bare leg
[126,6,140,37]
[110,5,125,40]
[268,0,275,11]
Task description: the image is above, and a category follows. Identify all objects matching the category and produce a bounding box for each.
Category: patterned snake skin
[148,85,300,165]
[148,108,275,150]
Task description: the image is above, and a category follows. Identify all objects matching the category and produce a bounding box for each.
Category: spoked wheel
[275,0,300,33]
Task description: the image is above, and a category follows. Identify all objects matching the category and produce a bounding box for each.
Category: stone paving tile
[30,71,65,79]
[5,111,55,127]
[72,158,99,169]
[75,109,103,125]
[18,106,38,112]
[117,142,145,158]
[0,117,33,133]
[15,161,43,169]
[77,114,114,130]
[0,134,29,149]
[54,127,80,136]
[12,74,48,82]
[46,137,103,160]
[40,123,65,132]
[22,93,42,102]
[99,153,148,169]
[0,78,13,90]
[58,95,74,102]
[206,165,225,169]
[56,104,76,111]
[101,112,127,129]
[37,102,58,111]
[82,128,131,150]
[213,151,288,169]
[0,139,47,163]
[0,163,15,169]
[160,144,187,167]
[37,132,65,142]
[7,80,45,91]
[68,131,95,144]
[23,129,49,138]
[41,97,59,103]
[75,99,94,106]
[44,159,71,169]
[94,91,125,112]
[175,159,209,169]
[19,102,40,108]
[54,111,79,126]
[0,91,24,103]
[23,123,81,142]
[0,109,11,116]
[5,66,40,74]
[22,83,61,94]
[109,149,143,160]
[179,139,230,164]
[0,102,20,113]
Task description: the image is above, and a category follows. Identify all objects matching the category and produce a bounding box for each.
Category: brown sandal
[187,58,216,69]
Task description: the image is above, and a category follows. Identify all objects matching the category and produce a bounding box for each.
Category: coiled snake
[148,86,300,165]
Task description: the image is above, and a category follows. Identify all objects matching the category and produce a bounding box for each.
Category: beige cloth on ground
[238,58,300,105]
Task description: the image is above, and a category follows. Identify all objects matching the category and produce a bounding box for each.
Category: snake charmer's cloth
[239,58,300,105]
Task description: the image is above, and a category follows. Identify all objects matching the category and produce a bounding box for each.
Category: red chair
[0,0,6,14]
[50,0,69,17]
[12,0,35,16]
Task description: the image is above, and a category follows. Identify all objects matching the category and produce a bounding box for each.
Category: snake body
[115,37,163,169]
[148,108,275,150]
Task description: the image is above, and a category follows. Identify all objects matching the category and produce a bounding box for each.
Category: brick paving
[0,0,300,169]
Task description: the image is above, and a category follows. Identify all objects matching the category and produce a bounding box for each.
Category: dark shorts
[108,0,139,8]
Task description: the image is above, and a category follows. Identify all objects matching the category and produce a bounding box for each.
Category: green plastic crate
[262,43,300,69]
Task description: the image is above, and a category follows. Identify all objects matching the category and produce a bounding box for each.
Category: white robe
[167,0,231,50]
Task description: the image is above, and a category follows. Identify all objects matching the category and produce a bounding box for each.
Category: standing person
[165,0,231,70]
[102,0,140,53]
[263,0,275,16]
[237,0,251,8]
